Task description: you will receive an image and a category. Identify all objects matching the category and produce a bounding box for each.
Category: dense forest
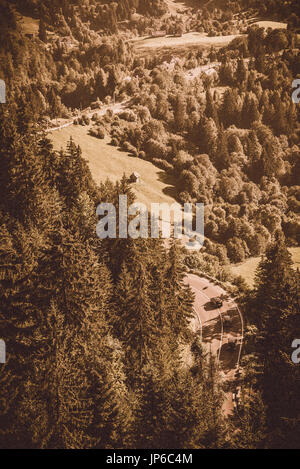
[0,0,299,450]
[93,27,300,264]
[0,102,224,449]
[0,100,298,449]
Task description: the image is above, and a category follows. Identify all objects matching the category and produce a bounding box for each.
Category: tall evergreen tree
[247,231,300,448]
[39,19,47,42]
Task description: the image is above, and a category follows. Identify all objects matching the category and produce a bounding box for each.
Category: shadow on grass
[157,171,179,200]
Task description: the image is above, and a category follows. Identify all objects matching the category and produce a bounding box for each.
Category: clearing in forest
[49,125,179,210]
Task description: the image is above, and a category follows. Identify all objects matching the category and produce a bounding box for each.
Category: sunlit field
[50,125,179,210]
[230,247,300,287]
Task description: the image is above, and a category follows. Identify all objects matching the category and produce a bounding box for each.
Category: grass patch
[132,32,243,51]
[229,247,300,288]
[252,21,287,30]
[49,125,179,210]
[18,15,39,36]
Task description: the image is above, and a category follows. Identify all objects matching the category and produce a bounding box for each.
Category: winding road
[185,273,244,415]
[46,59,244,415]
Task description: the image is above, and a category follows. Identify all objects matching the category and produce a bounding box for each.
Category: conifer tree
[0,221,45,448]
[0,105,48,225]
[39,19,47,42]
[165,241,194,342]
[220,89,238,128]
[205,90,219,126]
[247,231,300,448]
[236,58,248,86]
[173,94,187,132]
[114,260,157,383]
[229,389,267,449]
[214,129,230,170]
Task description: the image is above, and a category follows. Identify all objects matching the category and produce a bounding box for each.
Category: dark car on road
[223,314,233,328]
[210,297,223,308]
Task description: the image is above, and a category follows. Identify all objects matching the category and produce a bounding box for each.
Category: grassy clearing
[230,247,300,288]
[164,0,187,15]
[252,21,287,30]
[18,15,39,35]
[49,125,178,210]
[133,32,243,51]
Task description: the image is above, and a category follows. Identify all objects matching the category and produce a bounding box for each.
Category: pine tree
[17,300,132,449]
[205,90,219,125]
[172,350,225,449]
[0,105,48,225]
[39,19,47,42]
[164,241,194,342]
[0,221,44,448]
[214,128,231,170]
[134,351,176,449]
[197,116,218,155]
[249,231,300,448]
[229,389,267,449]
[241,93,260,128]
[57,137,97,207]
[106,66,119,97]
[247,130,264,182]
[220,89,238,128]
[114,260,157,384]
[236,58,248,86]
[173,94,187,132]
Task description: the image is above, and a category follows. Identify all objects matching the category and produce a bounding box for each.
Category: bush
[103,113,113,123]
[119,110,136,122]
[122,141,138,156]
[227,237,246,263]
[208,29,217,37]
[145,139,168,160]
[178,191,192,204]
[89,126,105,139]
[184,253,202,270]
[82,114,90,125]
[111,137,119,146]
[232,275,249,293]
[111,127,122,139]
[122,141,133,152]
[152,158,174,172]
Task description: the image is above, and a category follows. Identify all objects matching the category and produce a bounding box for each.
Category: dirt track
[47,100,130,133]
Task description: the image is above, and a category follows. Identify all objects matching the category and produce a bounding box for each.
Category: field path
[164,0,188,15]
[47,100,130,133]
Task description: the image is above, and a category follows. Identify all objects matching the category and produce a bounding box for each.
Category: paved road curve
[185,273,244,415]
